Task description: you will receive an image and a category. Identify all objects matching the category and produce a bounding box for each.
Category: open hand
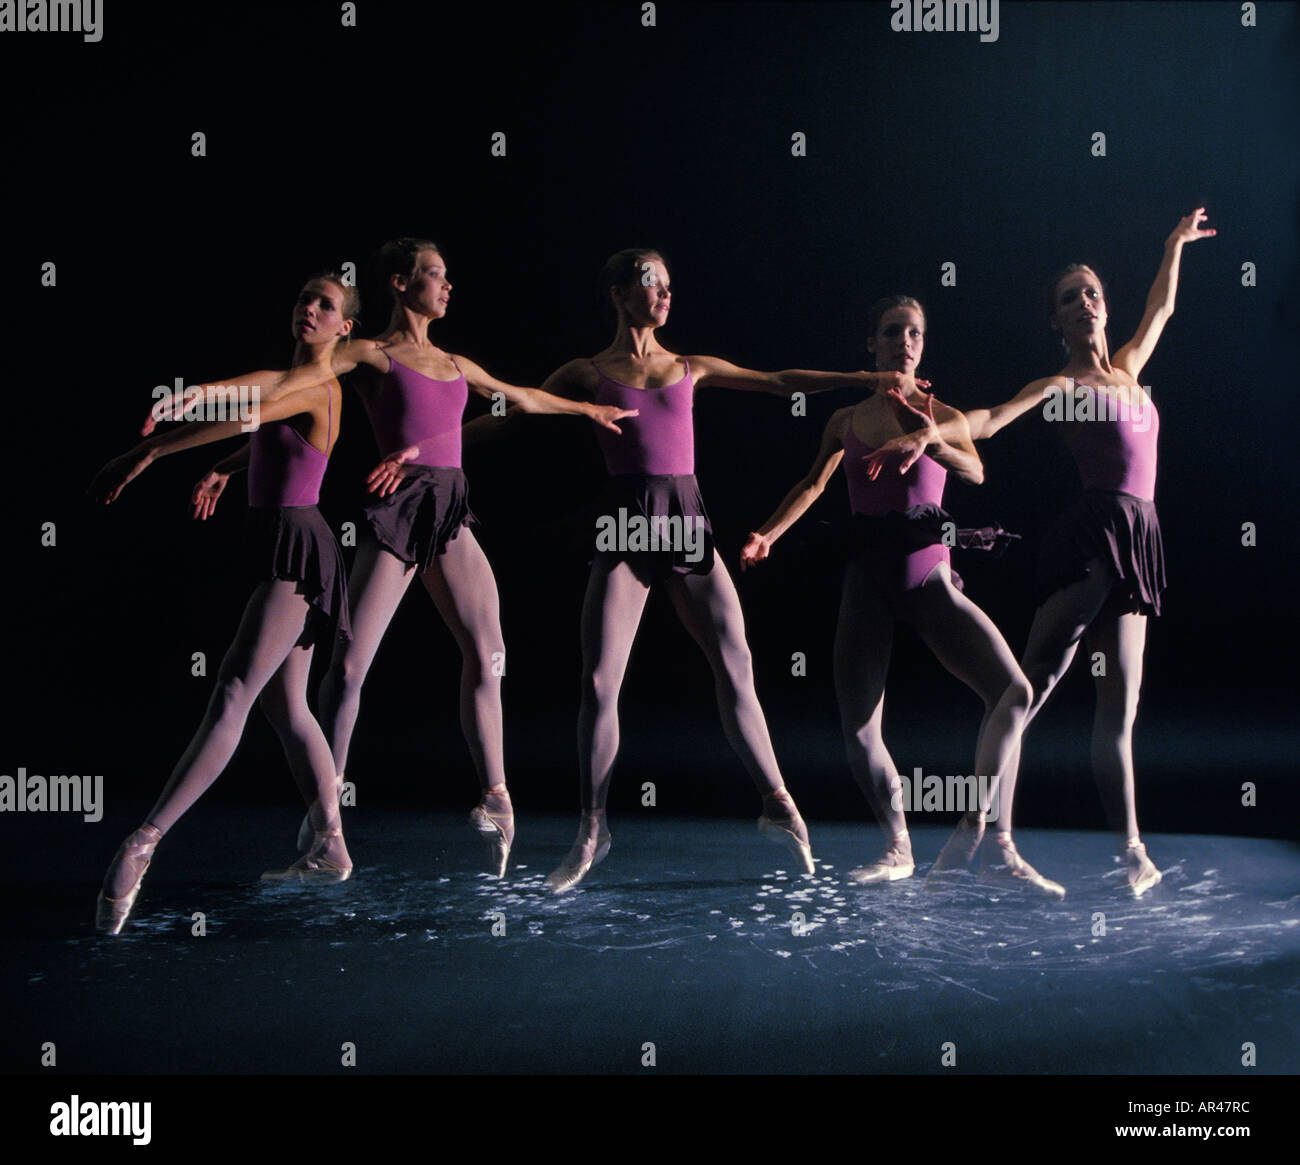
[366,445,421,497]
[191,471,229,520]
[1169,207,1216,247]
[861,430,929,478]
[591,404,639,434]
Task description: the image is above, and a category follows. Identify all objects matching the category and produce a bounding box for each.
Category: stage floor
[7,809,1297,1075]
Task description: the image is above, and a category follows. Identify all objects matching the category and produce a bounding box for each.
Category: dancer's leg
[831,562,913,881]
[1082,609,1146,836]
[420,528,513,871]
[910,567,1031,827]
[577,558,652,812]
[104,581,318,902]
[546,558,649,892]
[911,569,1061,894]
[1084,608,1160,893]
[991,559,1119,830]
[144,582,322,838]
[317,542,416,777]
[664,552,785,796]
[259,643,351,870]
[665,552,813,870]
[418,529,507,795]
[832,563,902,832]
[1020,559,1117,724]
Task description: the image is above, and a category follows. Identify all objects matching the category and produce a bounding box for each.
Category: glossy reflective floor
[9,809,1297,1075]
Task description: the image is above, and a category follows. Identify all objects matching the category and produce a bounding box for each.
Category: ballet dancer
[924,209,1216,896]
[278,239,635,877]
[90,273,360,934]
[537,248,927,893]
[741,295,1062,895]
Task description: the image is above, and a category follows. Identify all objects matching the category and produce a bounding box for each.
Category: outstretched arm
[458,358,600,452]
[690,355,929,398]
[740,410,850,570]
[963,376,1065,441]
[456,355,636,433]
[142,342,380,433]
[91,382,333,503]
[1112,207,1216,379]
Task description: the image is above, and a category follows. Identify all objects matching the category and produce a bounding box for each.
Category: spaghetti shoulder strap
[447,353,463,376]
[325,377,334,452]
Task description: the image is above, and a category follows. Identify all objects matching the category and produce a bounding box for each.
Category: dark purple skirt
[1036,489,1166,617]
[248,505,352,648]
[363,465,477,572]
[592,473,715,582]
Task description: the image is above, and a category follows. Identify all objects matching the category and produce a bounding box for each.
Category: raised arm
[1112,208,1216,379]
[454,354,635,433]
[740,409,850,570]
[144,340,384,432]
[92,381,335,504]
[690,355,928,398]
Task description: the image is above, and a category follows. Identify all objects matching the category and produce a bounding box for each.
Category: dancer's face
[398,249,452,318]
[292,279,353,343]
[1051,268,1107,346]
[615,258,671,327]
[867,306,925,373]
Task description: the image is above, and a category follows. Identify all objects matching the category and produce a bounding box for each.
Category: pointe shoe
[849,838,915,884]
[95,824,163,935]
[469,790,514,878]
[757,788,816,875]
[1124,838,1162,898]
[978,835,1065,899]
[545,818,611,895]
[928,813,986,876]
[263,829,352,885]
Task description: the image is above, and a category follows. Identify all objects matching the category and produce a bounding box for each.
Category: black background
[5,0,1297,838]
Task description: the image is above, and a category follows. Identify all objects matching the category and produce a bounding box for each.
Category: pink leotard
[1060,385,1159,500]
[592,360,695,476]
[247,381,333,507]
[365,353,468,468]
[841,424,948,515]
[841,422,951,592]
